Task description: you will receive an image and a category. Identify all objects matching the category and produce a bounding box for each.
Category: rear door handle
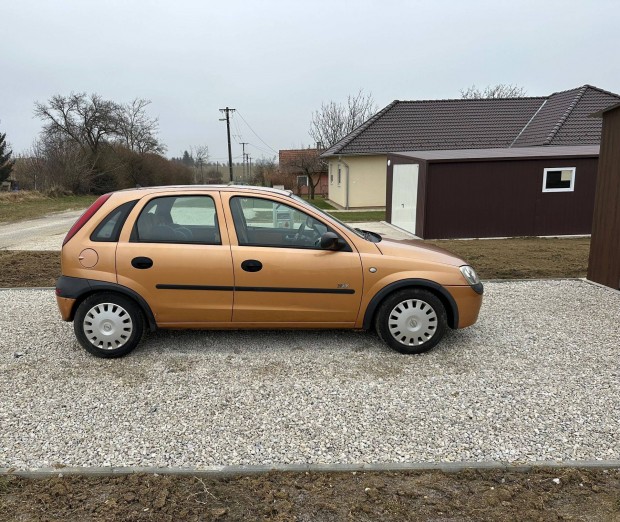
[241,259,262,272]
[131,257,153,269]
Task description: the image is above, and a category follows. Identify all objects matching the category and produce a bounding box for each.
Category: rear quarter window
[90,200,138,242]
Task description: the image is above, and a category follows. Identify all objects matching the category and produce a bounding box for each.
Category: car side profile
[56,186,483,358]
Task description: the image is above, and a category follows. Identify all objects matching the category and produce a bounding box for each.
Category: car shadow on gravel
[137,328,394,356]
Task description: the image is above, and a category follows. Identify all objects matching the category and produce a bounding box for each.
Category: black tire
[375,288,447,354]
[74,292,145,358]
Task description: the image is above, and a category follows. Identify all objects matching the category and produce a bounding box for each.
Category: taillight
[62,193,112,246]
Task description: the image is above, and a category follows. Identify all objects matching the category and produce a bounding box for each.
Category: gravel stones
[0,280,619,470]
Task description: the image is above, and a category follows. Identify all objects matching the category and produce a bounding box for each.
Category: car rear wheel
[74,293,144,358]
[375,288,447,354]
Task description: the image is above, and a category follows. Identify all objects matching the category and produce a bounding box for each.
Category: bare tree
[460,84,527,99]
[309,90,378,148]
[280,149,326,199]
[34,93,121,155]
[17,135,97,193]
[191,145,209,183]
[252,157,280,187]
[116,98,166,154]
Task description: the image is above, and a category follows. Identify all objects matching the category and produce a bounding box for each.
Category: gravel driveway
[0,210,83,250]
[0,280,619,470]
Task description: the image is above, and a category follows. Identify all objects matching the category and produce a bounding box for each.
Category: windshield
[290,195,368,240]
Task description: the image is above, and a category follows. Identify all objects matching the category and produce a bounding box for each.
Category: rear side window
[90,200,138,242]
[131,195,221,244]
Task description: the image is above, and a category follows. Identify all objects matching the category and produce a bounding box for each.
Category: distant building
[321,85,620,211]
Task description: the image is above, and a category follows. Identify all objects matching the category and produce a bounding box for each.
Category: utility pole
[219,107,235,182]
[248,155,252,181]
[240,142,248,180]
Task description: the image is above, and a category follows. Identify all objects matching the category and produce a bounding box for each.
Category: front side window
[543,167,576,192]
[132,195,220,244]
[230,196,341,249]
[337,165,342,185]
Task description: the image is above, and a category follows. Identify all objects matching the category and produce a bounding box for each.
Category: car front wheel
[74,293,144,358]
[375,288,447,354]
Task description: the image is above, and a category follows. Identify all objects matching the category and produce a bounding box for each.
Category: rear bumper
[56,296,76,321]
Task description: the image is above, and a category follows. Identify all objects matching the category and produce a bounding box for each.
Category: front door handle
[131,257,153,269]
[241,259,262,272]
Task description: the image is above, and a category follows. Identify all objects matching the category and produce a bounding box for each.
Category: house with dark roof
[321,85,620,212]
[278,148,328,196]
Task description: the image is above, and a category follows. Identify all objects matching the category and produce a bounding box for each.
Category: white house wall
[327,155,387,208]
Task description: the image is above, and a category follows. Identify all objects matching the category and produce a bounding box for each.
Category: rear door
[223,193,363,325]
[115,191,234,325]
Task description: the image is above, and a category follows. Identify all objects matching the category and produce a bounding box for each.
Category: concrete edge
[0,287,55,291]
[378,221,419,239]
[2,460,620,478]
[581,278,620,294]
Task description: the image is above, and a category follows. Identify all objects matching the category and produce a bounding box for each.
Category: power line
[235,111,278,154]
[247,142,275,157]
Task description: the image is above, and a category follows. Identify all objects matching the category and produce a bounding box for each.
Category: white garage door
[391,163,419,235]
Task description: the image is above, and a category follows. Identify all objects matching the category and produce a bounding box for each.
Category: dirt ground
[0,236,608,521]
[0,237,590,288]
[1,468,619,521]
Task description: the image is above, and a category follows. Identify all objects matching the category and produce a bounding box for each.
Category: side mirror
[320,231,342,250]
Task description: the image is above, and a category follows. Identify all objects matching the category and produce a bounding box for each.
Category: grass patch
[0,192,97,224]
[426,237,590,280]
[328,210,386,222]
[301,196,336,210]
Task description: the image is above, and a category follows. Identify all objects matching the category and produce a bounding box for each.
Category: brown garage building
[386,145,599,239]
[588,103,620,290]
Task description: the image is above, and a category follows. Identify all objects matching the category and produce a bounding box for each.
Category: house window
[329,164,333,184]
[543,167,576,192]
[297,175,308,187]
[337,165,342,186]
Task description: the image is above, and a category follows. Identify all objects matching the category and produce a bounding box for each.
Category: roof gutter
[338,156,350,210]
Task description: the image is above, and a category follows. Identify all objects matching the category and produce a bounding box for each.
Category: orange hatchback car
[56,186,483,358]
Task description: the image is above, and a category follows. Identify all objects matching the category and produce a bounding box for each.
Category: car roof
[115,184,294,198]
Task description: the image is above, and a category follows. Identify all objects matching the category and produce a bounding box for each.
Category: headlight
[460,265,480,286]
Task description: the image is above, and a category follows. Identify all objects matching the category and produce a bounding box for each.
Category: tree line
[10,93,192,193]
[1,83,526,195]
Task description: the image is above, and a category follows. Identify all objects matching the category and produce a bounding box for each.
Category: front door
[224,194,363,325]
[391,163,419,235]
[116,193,234,325]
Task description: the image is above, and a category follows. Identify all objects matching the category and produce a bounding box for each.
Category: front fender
[360,278,460,330]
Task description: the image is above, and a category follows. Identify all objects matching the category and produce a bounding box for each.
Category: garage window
[543,167,576,192]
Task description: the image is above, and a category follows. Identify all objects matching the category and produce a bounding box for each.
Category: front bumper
[445,284,484,329]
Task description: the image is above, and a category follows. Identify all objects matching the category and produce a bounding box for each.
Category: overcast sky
[2,0,619,163]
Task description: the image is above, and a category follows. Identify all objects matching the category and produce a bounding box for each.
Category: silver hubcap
[388,299,437,346]
[83,303,133,350]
